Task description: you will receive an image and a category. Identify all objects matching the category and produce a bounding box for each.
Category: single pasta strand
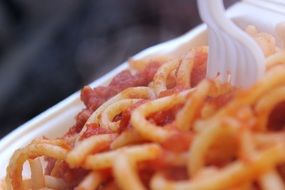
[188,120,235,177]
[100,99,140,131]
[176,80,210,131]
[176,52,193,88]
[113,153,146,190]
[239,128,257,162]
[110,128,145,149]
[255,86,285,131]
[22,179,32,190]
[66,134,117,168]
[29,158,45,189]
[266,52,285,69]
[113,143,163,189]
[176,46,208,88]
[253,132,285,147]
[152,59,180,95]
[45,175,68,189]
[74,171,105,190]
[131,91,188,142]
[84,144,161,170]
[259,169,285,190]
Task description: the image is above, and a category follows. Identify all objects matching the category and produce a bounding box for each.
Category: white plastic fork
[197,0,265,88]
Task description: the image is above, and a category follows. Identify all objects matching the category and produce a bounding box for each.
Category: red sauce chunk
[65,62,161,137]
[159,86,185,98]
[65,108,93,137]
[206,91,235,109]
[51,161,87,186]
[148,104,183,126]
[81,86,118,110]
[190,48,207,87]
[117,100,149,132]
[80,123,113,140]
[161,130,193,152]
[268,101,285,131]
[45,157,56,175]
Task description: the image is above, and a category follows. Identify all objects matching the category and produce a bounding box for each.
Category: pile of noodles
[4,25,285,190]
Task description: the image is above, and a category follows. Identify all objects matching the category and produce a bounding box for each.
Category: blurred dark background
[0,0,237,138]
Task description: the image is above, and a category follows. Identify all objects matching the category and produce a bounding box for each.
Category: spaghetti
[5,25,285,190]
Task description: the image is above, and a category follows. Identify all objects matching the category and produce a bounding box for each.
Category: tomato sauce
[80,123,113,140]
[115,100,149,132]
[190,48,207,87]
[158,86,185,98]
[206,91,234,109]
[45,157,56,175]
[148,104,183,126]
[138,152,189,187]
[45,159,87,186]
[161,130,193,153]
[58,56,207,186]
[54,162,88,187]
[65,62,161,137]
[268,101,285,131]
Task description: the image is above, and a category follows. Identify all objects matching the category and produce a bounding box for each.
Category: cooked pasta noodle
[4,25,285,190]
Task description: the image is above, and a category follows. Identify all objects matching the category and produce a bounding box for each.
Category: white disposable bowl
[1,0,284,180]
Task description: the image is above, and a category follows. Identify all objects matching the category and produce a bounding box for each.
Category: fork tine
[223,32,237,82]
[246,51,254,86]
[207,31,219,79]
[198,0,265,88]
[230,40,240,86]
[235,43,246,87]
[217,32,227,83]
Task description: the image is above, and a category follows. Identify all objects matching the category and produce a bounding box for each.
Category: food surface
[5,26,285,190]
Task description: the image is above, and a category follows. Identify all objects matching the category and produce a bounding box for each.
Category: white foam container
[1,1,284,180]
